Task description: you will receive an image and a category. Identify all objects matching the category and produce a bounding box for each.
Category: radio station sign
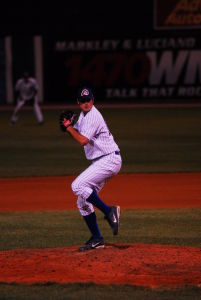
[154,0,201,29]
[43,36,201,102]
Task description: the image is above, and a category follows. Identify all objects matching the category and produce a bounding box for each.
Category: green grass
[0,209,200,299]
[0,209,200,251]
[0,106,201,299]
[0,283,200,300]
[0,106,201,177]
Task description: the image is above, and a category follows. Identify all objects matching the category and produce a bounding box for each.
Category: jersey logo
[81,89,89,96]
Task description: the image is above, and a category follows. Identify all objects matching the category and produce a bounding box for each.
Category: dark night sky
[0,1,153,36]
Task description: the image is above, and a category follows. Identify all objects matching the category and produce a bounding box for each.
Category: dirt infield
[0,244,201,288]
[0,172,201,211]
[0,172,201,288]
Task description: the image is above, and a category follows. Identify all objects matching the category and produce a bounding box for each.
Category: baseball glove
[59,110,77,132]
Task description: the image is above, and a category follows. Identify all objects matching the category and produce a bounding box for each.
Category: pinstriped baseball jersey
[15,77,38,101]
[74,105,120,160]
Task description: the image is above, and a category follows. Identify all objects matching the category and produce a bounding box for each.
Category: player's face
[77,98,94,114]
[23,76,29,83]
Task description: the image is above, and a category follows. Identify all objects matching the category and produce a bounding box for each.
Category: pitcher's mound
[0,243,201,288]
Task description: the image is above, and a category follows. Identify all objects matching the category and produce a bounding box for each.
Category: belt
[115,151,120,155]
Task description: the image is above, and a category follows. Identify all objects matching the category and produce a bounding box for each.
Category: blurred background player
[10,71,44,125]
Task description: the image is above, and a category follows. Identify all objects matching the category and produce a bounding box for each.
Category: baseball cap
[77,87,94,102]
[23,71,29,78]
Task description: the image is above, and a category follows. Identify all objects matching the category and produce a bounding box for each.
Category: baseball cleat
[79,236,105,252]
[105,206,120,235]
[10,120,16,126]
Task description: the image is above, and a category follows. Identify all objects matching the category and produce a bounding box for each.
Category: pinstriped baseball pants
[71,152,122,216]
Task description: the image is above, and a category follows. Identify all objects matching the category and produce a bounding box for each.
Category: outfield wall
[1,0,201,104]
[3,34,200,104]
[42,34,201,103]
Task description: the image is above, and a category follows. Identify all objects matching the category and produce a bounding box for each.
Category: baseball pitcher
[59,87,122,251]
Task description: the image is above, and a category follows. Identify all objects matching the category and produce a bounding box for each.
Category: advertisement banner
[154,0,201,30]
[43,35,201,102]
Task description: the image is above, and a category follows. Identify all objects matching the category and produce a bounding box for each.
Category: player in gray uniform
[62,87,122,251]
[11,72,44,125]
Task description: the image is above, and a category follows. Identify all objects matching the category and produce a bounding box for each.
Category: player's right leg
[10,99,25,124]
[33,97,44,124]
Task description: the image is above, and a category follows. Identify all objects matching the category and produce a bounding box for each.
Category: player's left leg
[72,152,121,199]
[72,152,122,235]
[77,196,104,251]
[33,96,44,124]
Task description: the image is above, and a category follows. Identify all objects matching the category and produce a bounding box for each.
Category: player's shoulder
[94,106,106,121]
[90,105,102,117]
[16,78,24,84]
[85,106,101,121]
[29,77,37,84]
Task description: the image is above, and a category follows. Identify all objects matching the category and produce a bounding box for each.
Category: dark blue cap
[23,71,29,78]
[77,87,94,101]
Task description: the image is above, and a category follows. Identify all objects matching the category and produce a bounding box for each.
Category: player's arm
[59,110,89,146]
[14,81,21,99]
[66,126,89,146]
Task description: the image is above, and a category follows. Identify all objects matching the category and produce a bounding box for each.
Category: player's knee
[71,179,85,196]
[71,179,80,196]
[77,197,94,216]
[71,179,93,199]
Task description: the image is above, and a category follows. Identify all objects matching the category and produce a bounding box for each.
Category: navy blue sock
[83,212,102,239]
[87,190,111,215]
